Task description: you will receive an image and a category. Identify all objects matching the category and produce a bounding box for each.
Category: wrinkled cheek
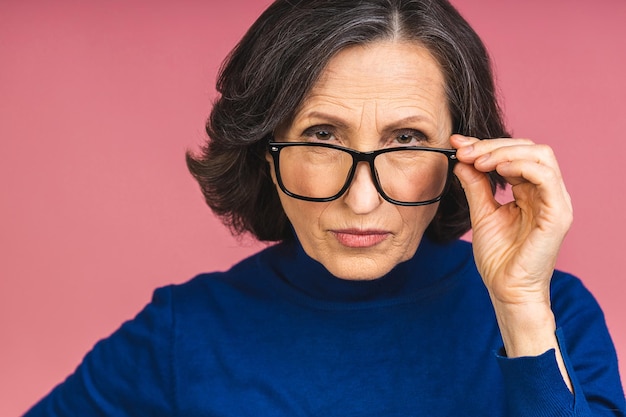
[398,204,439,250]
[280,197,324,241]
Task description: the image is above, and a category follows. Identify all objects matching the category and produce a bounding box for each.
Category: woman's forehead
[288,41,450,132]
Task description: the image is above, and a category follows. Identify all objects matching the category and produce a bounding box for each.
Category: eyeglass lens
[277,145,449,204]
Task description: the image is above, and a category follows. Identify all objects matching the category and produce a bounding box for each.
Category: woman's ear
[265,152,278,186]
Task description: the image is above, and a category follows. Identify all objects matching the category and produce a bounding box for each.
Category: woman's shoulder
[549,269,609,330]
[155,243,287,313]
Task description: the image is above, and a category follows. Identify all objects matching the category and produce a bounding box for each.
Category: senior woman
[26,0,625,416]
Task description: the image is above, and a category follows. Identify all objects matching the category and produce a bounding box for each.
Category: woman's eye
[303,127,336,141]
[394,130,426,145]
[315,130,333,140]
[397,134,413,144]
[395,133,415,144]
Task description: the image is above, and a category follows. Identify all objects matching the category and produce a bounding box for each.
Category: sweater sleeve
[23,286,176,417]
[496,272,626,416]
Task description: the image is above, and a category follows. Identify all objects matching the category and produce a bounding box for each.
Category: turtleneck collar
[262,235,473,305]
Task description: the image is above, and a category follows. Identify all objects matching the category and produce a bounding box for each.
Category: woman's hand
[451,134,573,306]
[451,134,573,390]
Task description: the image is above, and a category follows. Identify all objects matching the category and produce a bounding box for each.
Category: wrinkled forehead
[280,41,451,138]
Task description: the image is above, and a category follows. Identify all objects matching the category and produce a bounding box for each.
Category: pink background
[1,0,625,414]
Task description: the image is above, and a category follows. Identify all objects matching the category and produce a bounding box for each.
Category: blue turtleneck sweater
[25,238,625,416]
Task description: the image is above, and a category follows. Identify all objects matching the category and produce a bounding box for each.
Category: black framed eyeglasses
[268,141,457,206]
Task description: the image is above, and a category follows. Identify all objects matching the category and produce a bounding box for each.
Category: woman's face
[268,40,452,280]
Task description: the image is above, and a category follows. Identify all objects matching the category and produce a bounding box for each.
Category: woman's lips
[331,229,390,248]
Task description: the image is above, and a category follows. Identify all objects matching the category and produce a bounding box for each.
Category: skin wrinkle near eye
[295,113,442,149]
[299,81,445,138]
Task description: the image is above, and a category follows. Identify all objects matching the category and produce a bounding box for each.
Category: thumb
[453,162,499,223]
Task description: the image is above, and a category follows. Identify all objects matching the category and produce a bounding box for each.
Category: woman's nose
[342,162,383,214]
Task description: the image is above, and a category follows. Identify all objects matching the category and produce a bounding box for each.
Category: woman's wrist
[491,298,573,392]
[491,299,557,358]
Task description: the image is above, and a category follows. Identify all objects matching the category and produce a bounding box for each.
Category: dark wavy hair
[186,0,508,243]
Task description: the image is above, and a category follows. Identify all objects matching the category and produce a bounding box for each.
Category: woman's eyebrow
[297,111,350,130]
[381,115,435,132]
[297,112,436,132]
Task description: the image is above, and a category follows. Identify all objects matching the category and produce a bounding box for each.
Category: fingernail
[458,145,474,155]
